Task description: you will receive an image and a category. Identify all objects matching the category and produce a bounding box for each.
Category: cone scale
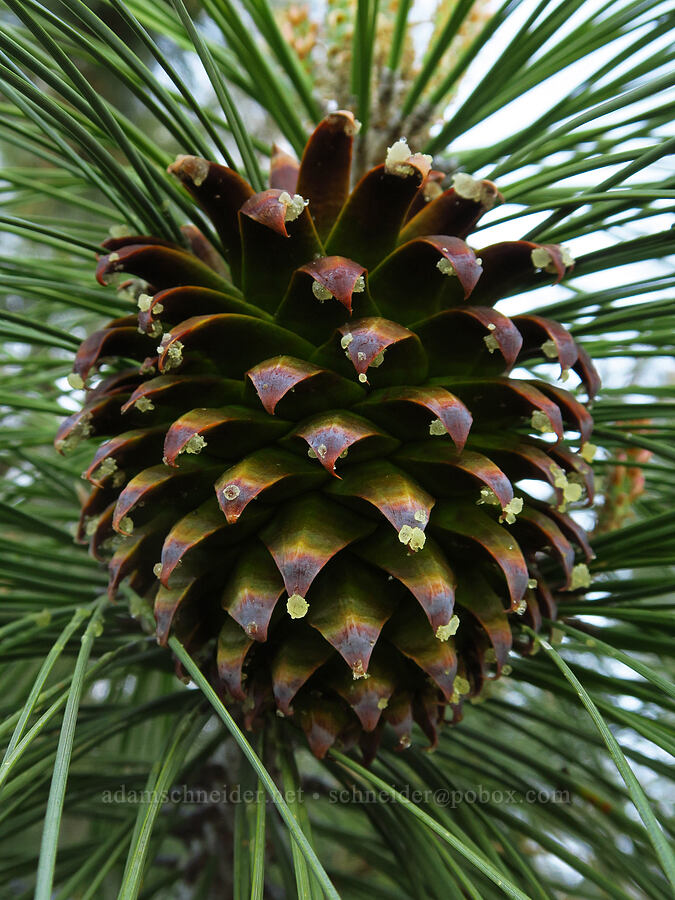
[58,111,598,759]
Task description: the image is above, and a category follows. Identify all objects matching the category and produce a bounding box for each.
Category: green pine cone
[58,111,599,759]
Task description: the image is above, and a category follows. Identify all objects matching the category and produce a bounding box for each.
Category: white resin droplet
[385,138,413,175]
[531,410,554,433]
[278,191,308,222]
[541,339,558,359]
[163,340,184,370]
[352,660,369,680]
[452,172,482,202]
[500,497,523,525]
[531,247,553,270]
[172,155,209,187]
[108,224,130,239]
[183,433,206,454]
[436,614,460,641]
[483,333,499,353]
[570,563,591,590]
[134,396,154,412]
[399,525,426,550]
[581,442,597,463]
[409,527,426,551]
[287,593,309,619]
[57,412,93,453]
[96,457,118,479]
[454,675,470,695]
[67,372,84,390]
[561,246,575,266]
[563,482,583,503]
[398,524,413,545]
[550,463,567,489]
[477,487,500,507]
[345,117,362,136]
[423,180,443,202]
[312,280,333,302]
[222,483,240,501]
